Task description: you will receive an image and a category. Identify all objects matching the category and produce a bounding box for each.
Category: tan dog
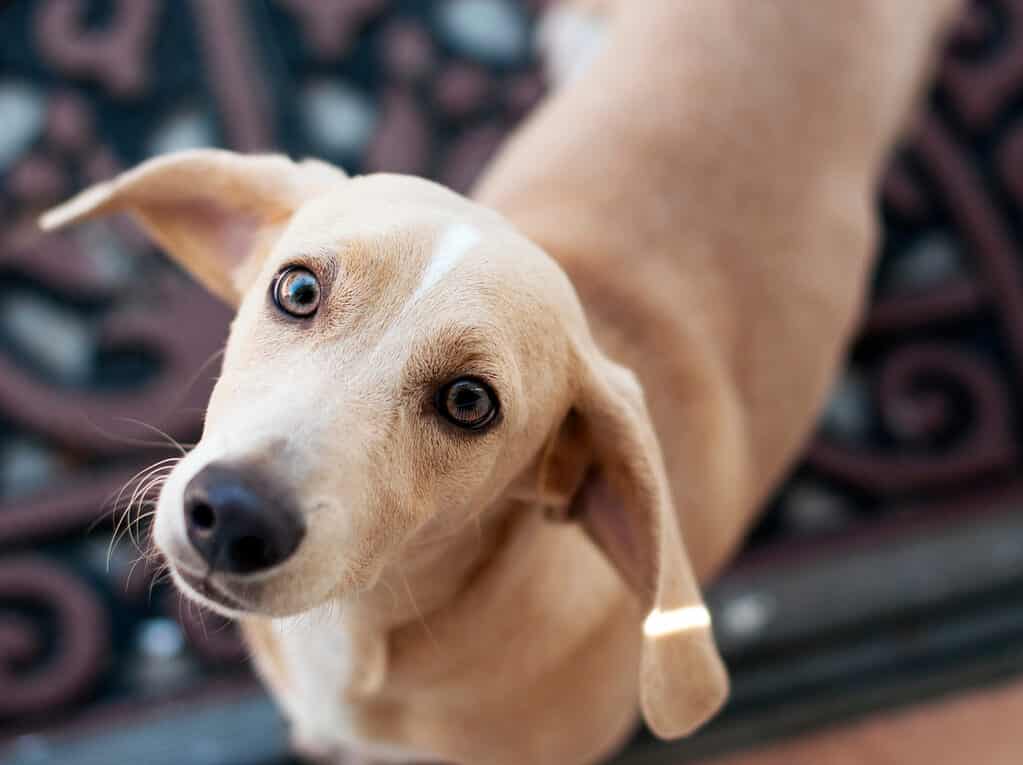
[39,1,961,763]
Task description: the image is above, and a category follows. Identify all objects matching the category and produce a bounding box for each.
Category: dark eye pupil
[453,388,480,408]
[290,279,316,304]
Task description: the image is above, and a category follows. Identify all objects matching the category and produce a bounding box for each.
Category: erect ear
[39,149,347,306]
[541,343,728,739]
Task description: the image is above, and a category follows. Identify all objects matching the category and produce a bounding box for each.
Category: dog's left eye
[273,267,320,318]
[438,378,499,430]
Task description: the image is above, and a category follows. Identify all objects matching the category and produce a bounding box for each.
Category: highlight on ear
[549,345,729,739]
[38,149,347,306]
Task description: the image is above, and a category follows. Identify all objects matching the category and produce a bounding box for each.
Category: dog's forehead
[269,177,572,303]
[281,174,496,249]
[251,174,589,351]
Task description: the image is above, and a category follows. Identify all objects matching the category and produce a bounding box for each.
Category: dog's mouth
[173,565,254,615]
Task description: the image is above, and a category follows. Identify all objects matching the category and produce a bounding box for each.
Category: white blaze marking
[643,605,712,638]
[409,222,481,306]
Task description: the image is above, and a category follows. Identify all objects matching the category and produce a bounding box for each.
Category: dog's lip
[174,565,252,613]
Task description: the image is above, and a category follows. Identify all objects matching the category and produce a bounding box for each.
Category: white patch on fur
[537,5,607,87]
[270,608,429,762]
[272,607,355,745]
[409,222,481,306]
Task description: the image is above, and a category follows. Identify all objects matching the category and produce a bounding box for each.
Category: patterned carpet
[1,1,1022,763]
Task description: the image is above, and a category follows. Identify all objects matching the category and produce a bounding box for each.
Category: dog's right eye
[273,267,321,318]
[438,378,499,430]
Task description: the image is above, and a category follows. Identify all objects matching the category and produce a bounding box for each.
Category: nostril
[228,535,273,573]
[189,501,217,533]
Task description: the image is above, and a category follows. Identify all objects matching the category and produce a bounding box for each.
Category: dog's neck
[268,494,617,703]
[256,497,523,709]
[359,498,518,631]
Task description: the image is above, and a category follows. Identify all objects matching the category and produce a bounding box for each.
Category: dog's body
[482,0,964,580]
[42,2,961,764]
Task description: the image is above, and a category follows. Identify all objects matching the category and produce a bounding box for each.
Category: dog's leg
[290,742,388,765]
[289,733,337,764]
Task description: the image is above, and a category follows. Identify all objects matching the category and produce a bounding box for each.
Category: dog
[39,1,962,762]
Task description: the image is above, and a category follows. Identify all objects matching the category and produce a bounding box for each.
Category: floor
[703,678,1023,765]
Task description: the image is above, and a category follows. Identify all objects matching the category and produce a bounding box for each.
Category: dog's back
[477,0,963,580]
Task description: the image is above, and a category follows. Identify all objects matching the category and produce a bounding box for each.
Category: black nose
[183,463,305,575]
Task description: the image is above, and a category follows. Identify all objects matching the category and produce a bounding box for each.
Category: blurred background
[1,1,1022,763]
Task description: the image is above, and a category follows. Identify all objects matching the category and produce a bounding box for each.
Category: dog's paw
[291,731,344,764]
[292,744,374,765]
[536,2,608,88]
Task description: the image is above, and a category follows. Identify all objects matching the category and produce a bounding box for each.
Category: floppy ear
[39,149,346,306]
[543,345,728,739]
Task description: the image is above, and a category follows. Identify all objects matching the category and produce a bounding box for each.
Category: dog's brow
[306,249,340,279]
[408,223,481,306]
[401,324,503,392]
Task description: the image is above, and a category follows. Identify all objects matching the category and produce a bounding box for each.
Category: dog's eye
[439,378,498,430]
[273,267,320,318]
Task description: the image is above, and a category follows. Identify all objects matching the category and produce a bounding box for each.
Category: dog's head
[42,149,726,737]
